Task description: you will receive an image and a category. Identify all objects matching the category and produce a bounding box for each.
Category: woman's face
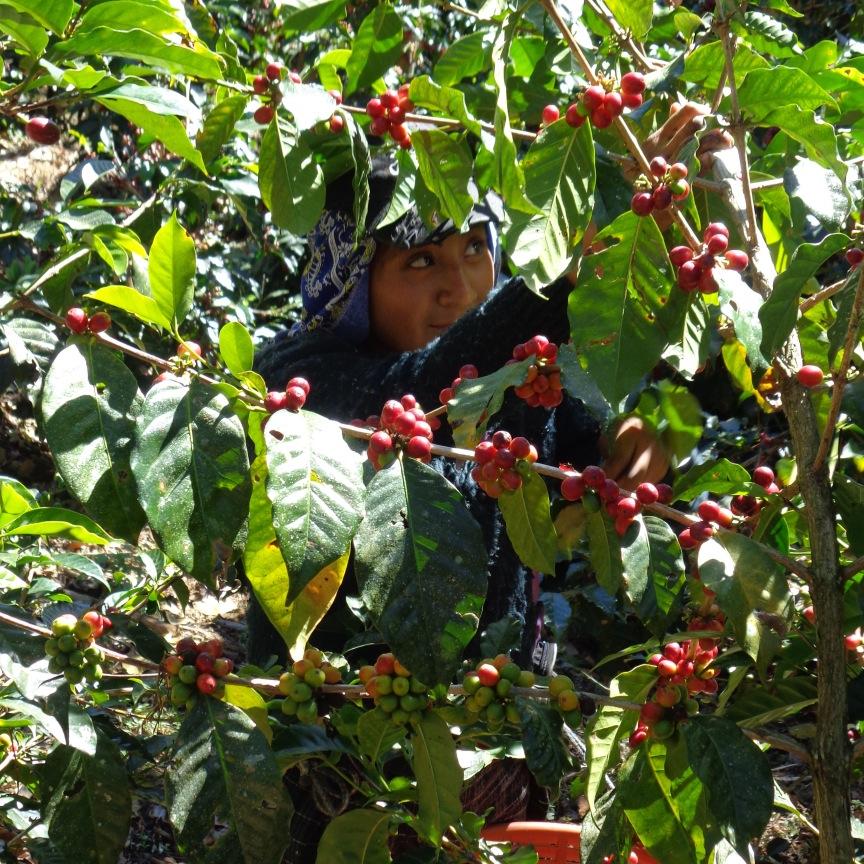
[368,226,495,352]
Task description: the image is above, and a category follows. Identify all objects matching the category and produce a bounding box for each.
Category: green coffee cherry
[178,665,198,685]
[172,682,193,706]
[58,634,78,653]
[64,668,84,685]
[44,638,60,657]
[51,614,78,637]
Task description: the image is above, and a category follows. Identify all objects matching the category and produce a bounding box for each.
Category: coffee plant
[1,0,863,862]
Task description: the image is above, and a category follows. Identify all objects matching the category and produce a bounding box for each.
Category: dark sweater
[254,276,602,662]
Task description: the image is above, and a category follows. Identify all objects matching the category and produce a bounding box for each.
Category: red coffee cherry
[635,482,659,504]
[797,364,824,388]
[591,107,613,128]
[697,500,721,523]
[252,75,268,94]
[706,233,729,255]
[254,105,275,125]
[366,98,385,118]
[87,311,111,333]
[651,185,673,210]
[178,341,202,360]
[329,115,345,133]
[603,91,623,117]
[656,483,673,504]
[405,435,432,461]
[582,85,606,111]
[369,116,390,137]
[620,72,646,94]
[287,376,310,395]
[565,103,585,127]
[25,117,61,145]
[196,673,217,694]
[561,472,585,501]
[264,391,287,413]
[285,385,307,410]
[582,465,606,489]
[752,465,774,488]
[846,248,864,268]
[649,156,667,177]
[265,62,283,81]
[541,104,560,125]
[704,222,729,239]
[65,307,89,334]
[631,192,654,217]
[621,91,643,109]
[669,246,694,267]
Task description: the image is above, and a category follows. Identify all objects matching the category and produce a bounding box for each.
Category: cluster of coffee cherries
[471,430,538,498]
[547,674,583,728]
[162,636,233,710]
[361,394,435,469]
[439,363,479,405]
[725,463,783,521]
[559,72,646,130]
[359,652,431,726]
[508,335,563,408]
[561,468,673,537]
[669,223,749,293]
[461,655,532,730]
[677,499,735,550]
[631,156,690,218]
[264,376,309,413]
[629,617,724,746]
[278,647,341,725]
[65,307,111,335]
[365,85,414,149]
[252,62,301,124]
[45,611,112,686]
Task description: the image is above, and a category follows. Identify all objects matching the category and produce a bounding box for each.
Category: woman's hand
[602,416,669,490]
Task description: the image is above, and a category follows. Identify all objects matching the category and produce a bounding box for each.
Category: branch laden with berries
[2,0,864,863]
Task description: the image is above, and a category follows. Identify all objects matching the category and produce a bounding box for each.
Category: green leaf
[408,76,482,136]
[585,509,624,596]
[683,42,769,90]
[263,409,364,604]
[357,706,406,762]
[44,733,132,864]
[760,105,846,180]
[354,458,487,685]
[412,130,476,229]
[723,676,817,728]
[41,342,145,541]
[737,67,835,121]
[148,212,196,329]
[489,21,538,216]
[697,534,789,663]
[716,270,769,380]
[259,119,325,235]
[447,358,533,449]
[737,9,801,56]
[410,712,462,845]
[279,82,341,132]
[516,698,571,788]
[631,516,686,618]
[0,476,36,529]
[166,698,292,863]
[0,0,74,34]
[497,468,557,574]
[568,211,685,407]
[279,0,346,32]
[556,343,614,425]
[433,30,490,86]
[0,8,49,55]
[683,716,773,856]
[1,508,112,545]
[222,683,272,743]
[55,27,224,80]
[218,322,255,375]
[603,0,652,39]
[0,697,66,745]
[504,120,595,293]
[835,475,864,557]
[316,808,394,864]
[344,4,404,95]
[197,95,248,165]
[618,741,703,864]
[131,378,251,587]
[759,233,849,358]
[673,459,752,501]
[784,159,850,233]
[585,665,657,808]
[74,0,187,36]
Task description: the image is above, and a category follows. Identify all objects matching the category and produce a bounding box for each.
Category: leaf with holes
[41,342,145,541]
[354,458,487,685]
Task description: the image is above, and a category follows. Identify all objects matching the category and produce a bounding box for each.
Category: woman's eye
[466,238,485,255]
[408,254,434,268]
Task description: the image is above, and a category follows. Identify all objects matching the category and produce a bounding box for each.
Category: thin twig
[710,67,728,114]
[718,26,759,249]
[800,276,854,314]
[745,728,810,763]
[812,265,864,474]
[842,555,864,580]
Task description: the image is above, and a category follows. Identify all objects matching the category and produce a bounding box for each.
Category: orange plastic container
[481,821,581,863]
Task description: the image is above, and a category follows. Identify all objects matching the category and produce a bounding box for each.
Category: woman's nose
[437,264,477,310]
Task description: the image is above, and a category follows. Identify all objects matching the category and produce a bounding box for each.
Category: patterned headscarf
[291,208,502,346]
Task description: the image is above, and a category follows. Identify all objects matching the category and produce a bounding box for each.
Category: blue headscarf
[291,210,502,346]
